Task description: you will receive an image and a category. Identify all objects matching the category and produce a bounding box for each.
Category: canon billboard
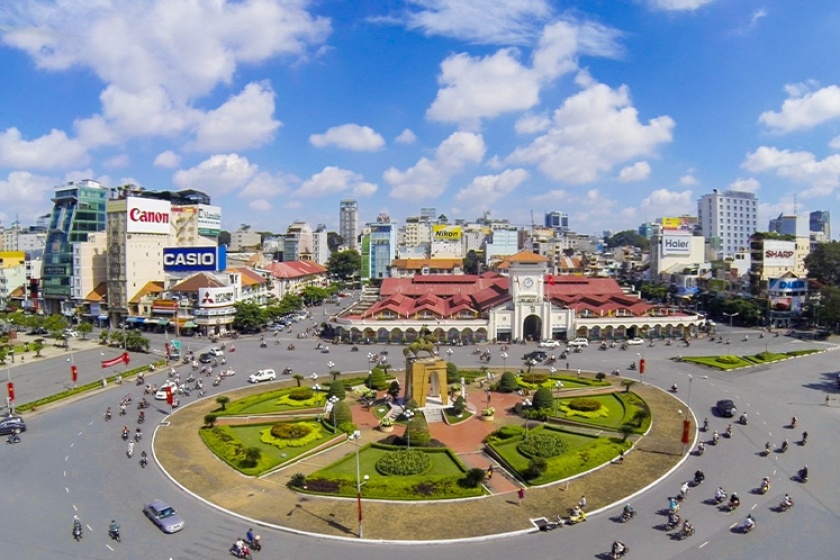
[763,240,796,268]
[126,198,171,235]
[661,233,692,256]
[163,246,227,272]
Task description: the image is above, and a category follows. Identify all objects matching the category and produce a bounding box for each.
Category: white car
[248,369,277,383]
[208,347,224,357]
[155,381,179,400]
[63,329,79,338]
[625,337,644,345]
[538,340,561,348]
[567,338,589,348]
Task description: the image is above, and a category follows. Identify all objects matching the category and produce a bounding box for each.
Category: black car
[0,415,26,435]
[198,353,213,364]
[715,399,737,417]
[523,350,548,363]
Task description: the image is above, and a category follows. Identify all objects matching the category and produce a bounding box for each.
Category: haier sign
[163,246,227,272]
[662,233,692,256]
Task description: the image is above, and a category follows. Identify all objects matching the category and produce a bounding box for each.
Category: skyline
[1,1,840,236]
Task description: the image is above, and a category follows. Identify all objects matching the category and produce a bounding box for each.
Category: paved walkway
[154,374,685,541]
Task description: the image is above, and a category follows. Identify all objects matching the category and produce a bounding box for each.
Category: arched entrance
[522,314,542,342]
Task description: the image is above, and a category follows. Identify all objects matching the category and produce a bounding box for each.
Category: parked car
[0,415,26,435]
[523,350,548,362]
[567,337,589,348]
[143,499,185,533]
[248,369,277,383]
[538,340,561,349]
[715,399,737,417]
[208,347,224,357]
[625,337,645,345]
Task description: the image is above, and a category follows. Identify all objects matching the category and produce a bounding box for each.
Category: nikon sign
[163,246,227,272]
[432,225,462,241]
[661,233,692,256]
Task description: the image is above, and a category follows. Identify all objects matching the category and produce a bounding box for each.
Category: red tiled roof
[169,272,225,292]
[129,281,164,304]
[265,260,327,279]
[85,281,108,302]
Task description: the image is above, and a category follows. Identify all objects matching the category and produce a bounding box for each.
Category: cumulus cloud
[0,127,88,169]
[515,112,551,134]
[385,132,486,200]
[679,174,698,186]
[728,177,760,193]
[508,79,674,183]
[454,168,528,205]
[172,153,258,196]
[296,166,377,198]
[189,82,281,152]
[249,199,272,212]
[239,172,293,199]
[154,150,181,168]
[648,0,716,11]
[395,129,417,144]
[759,84,840,133]
[639,188,694,216]
[618,161,651,182]
[404,0,553,45]
[426,19,622,126]
[309,124,385,151]
[743,146,840,197]
[0,171,58,224]
[530,188,570,204]
[103,154,131,168]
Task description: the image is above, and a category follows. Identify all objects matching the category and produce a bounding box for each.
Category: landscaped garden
[678,349,822,371]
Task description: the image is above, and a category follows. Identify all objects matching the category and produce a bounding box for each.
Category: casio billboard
[163,246,227,272]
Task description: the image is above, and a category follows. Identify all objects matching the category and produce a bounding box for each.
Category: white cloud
[829,135,840,150]
[172,153,258,196]
[455,168,528,205]
[385,131,486,200]
[154,150,181,168]
[758,84,840,133]
[679,174,698,186]
[395,129,417,144]
[750,8,767,26]
[296,166,377,198]
[508,79,674,183]
[0,127,88,169]
[639,188,694,215]
[189,82,280,152]
[530,188,570,204]
[515,113,551,135]
[249,199,272,212]
[405,0,552,45]
[0,171,58,224]
[239,172,293,199]
[728,177,760,193]
[103,154,130,168]
[648,0,716,11]
[743,146,840,197]
[618,161,651,182]
[309,124,385,151]
[426,19,621,126]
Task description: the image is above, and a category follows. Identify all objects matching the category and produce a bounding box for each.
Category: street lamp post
[723,312,739,351]
[327,361,335,379]
[403,409,415,450]
[500,351,508,374]
[684,374,708,454]
[349,430,369,539]
[328,395,339,432]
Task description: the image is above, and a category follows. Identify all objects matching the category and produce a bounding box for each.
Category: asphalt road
[2,317,840,559]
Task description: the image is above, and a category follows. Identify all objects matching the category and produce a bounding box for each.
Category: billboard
[661,232,692,256]
[198,286,235,308]
[768,278,806,292]
[432,225,462,241]
[126,198,171,235]
[661,216,696,231]
[763,240,795,267]
[198,205,222,236]
[163,246,227,272]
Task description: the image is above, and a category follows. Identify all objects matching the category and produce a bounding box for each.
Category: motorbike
[713,491,727,505]
[694,472,705,486]
[739,414,748,425]
[711,432,719,445]
[611,543,629,559]
[665,514,681,531]
[670,384,678,393]
[122,428,129,441]
[778,497,794,511]
[666,339,672,346]
[781,440,789,453]
[260,341,267,348]
[726,498,741,512]
[213,377,221,387]
[741,517,755,533]
[140,453,148,468]
[108,525,121,542]
[702,418,709,432]
[105,410,112,421]
[759,480,770,494]
[566,509,587,525]
[620,509,636,523]
[7,433,21,444]
[138,413,145,424]
[287,344,295,350]
[678,524,695,540]
[695,443,705,456]
[629,362,636,371]
[351,345,359,352]
[229,543,252,559]
[283,367,293,375]
[73,520,83,541]
[796,468,808,483]
[134,430,142,442]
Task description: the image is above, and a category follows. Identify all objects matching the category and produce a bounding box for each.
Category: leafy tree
[301,286,329,306]
[327,380,346,401]
[498,371,518,393]
[243,447,262,467]
[404,414,431,446]
[216,395,230,410]
[76,322,93,339]
[462,467,487,488]
[805,241,840,285]
[463,250,481,275]
[619,424,635,442]
[326,250,361,281]
[451,395,467,415]
[327,232,344,252]
[99,329,110,344]
[815,285,840,328]
[233,302,267,333]
[329,400,352,429]
[532,387,554,410]
[204,414,218,427]
[30,340,44,357]
[292,373,304,387]
[446,362,459,383]
[125,331,149,352]
[44,315,68,341]
[606,230,650,251]
[387,380,401,399]
[218,230,231,246]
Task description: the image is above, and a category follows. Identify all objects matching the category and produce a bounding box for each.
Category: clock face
[522,276,534,288]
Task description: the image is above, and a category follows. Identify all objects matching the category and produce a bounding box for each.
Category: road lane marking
[106,544,114,551]
[729,522,738,528]
[699,541,709,548]
[65,487,69,493]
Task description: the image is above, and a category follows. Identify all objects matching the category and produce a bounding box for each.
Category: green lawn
[555,394,625,428]
[680,349,820,370]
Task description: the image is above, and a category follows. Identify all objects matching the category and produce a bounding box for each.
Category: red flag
[7,382,14,402]
[547,274,554,285]
[165,386,173,406]
[122,352,130,365]
[101,355,123,368]
[639,359,646,374]
[71,365,78,382]
[165,342,170,357]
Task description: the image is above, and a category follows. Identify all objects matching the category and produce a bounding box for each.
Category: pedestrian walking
[487,465,494,479]
[486,389,492,405]
[578,495,587,510]
[826,395,831,406]
[517,487,525,505]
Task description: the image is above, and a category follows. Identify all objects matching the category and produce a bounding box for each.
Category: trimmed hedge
[568,398,602,411]
[261,421,324,449]
[517,432,568,458]
[376,449,432,476]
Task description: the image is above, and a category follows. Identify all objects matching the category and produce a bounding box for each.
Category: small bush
[271,422,313,439]
[446,362,459,383]
[261,421,324,449]
[521,373,549,384]
[716,355,741,364]
[376,449,432,476]
[405,415,431,446]
[532,387,554,409]
[288,387,315,401]
[517,432,568,458]
[288,472,307,489]
[369,367,388,390]
[329,400,353,429]
[486,425,525,443]
[498,371,519,393]
[525,457,548,479]
[568,398,602,411]
[462,467,487,488]
[327,380,346,401]
[595,372,607,382]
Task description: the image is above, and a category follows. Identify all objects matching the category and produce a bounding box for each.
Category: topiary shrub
[595,372,607,382]
[498,371,518,393]
[288,472,307,489]
[368,367,388,390]
[451,395,467,415]
[404,414,431,446]
[288,387,315,401]
[517,432,568,458]
[525,457,548,479]
[376,449,432,476]
[271,422,313,439]
[532,387,554,410]
[521,373,549,384]
[568,398,602,411]
[462,467,487,488]
[446,361,459,383]
[329,400,353,429]
[327,380,346,401]
[491,425,525,441]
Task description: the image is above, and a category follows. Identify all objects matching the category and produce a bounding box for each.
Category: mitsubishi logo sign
[198,287,235,308]
[201,291,214,305]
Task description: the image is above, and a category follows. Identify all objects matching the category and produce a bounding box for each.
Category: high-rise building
[42,179,109,314]
[340,199,359,252]
[768,213,808,237]
[284,221,314,261]
[810,210,831,240]
[361,220,397,280]
[697,189,758,258]
[544,211,569,232]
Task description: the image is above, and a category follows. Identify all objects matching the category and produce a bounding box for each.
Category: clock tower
[508,251,548,300]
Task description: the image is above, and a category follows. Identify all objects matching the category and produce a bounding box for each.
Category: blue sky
[2,0,840,237]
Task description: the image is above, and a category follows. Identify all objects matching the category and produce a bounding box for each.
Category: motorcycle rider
[725,424,733,437]
[714,486,726,503]
[791,416,797,428]
[729,492,740,510]
[761,476,770,492]
[122,425,129,440]
[743,514,755,532]
[694,469,705,485]
[246,527,255,546]
[671,382,678,393]
[667,511,681,528]
[696,441,706,455]
[73,515,83,539]
[739,412,748,425]
[105,407,112,421]
[138,411,145,424]
[668,497,679,513]
[127,441,134,457]
[702,418,709,431]
[134,428,142,442]
[781,494,794,510]
[712,430,719,444]
[630,361,636,370]
[622,503,635,521]
[109,519,120,540]
[799,465,808,481]
[612,540,627,557]
[232,537,246,557]
[781,438,789,452]
[682,519,694,537]
[140,450,148,467]
[765,441,771,455]
[801,431,808,444]
[119,403,127,416]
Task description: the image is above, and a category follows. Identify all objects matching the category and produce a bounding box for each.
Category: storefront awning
[183,321,197,328]
[126,317,145,323]
[144,318,160,325]
[98,315,109,320]
[158,319,170,326]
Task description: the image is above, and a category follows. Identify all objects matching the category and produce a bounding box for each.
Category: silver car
[143,499,185,533]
